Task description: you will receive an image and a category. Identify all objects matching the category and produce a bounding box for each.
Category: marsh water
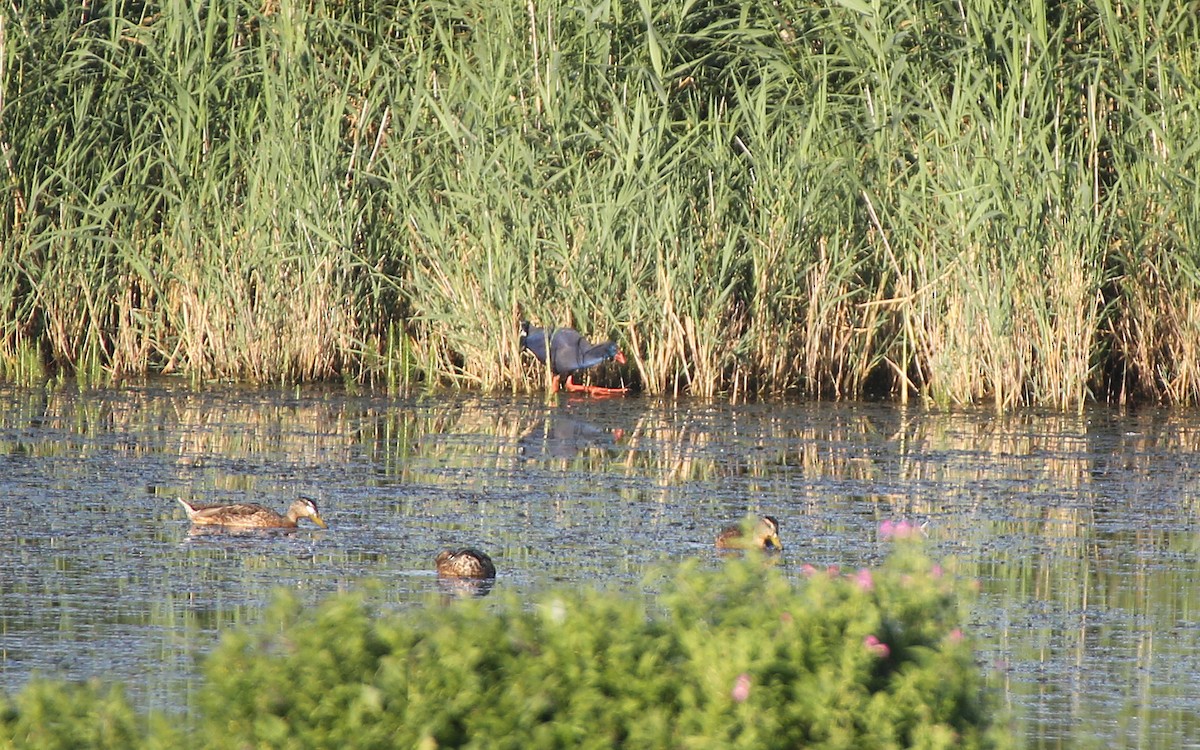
[1,383,1199,748]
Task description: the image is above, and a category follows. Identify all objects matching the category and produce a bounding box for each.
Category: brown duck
[176,497,328,529]
[715,515,782,551]
[435,548,497,579]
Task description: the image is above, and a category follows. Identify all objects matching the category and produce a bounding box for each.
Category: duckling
[435,547,497,579]
[715,515,782,551]
[176,497,328,529]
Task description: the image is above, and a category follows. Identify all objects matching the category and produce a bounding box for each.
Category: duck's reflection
[436,576,496,600]
[184,524,306,539]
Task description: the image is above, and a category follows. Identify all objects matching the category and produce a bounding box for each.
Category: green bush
[198,543,1009,749]
[1,545,1011,749]
[0,679,177,750]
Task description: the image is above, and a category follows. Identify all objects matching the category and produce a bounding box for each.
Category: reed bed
[2,0,1199,408]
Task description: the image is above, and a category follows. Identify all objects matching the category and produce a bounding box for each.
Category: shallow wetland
[1,383,1198,748]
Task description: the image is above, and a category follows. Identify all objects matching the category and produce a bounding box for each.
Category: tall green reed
[1097,1,1200,404]
[3,0,1199,408]
[2,1,391,385]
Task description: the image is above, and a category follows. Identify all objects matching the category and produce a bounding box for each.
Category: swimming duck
[715,515,782,551]
[435,547,497,579]
[176,497,328,529]
[520,322,628,396]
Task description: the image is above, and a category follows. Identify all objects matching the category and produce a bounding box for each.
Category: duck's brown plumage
[435,548,497,579]
[176,497,328,529]
[715,515,782,551]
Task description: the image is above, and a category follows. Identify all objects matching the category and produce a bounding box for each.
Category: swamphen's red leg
[564,376,629,397]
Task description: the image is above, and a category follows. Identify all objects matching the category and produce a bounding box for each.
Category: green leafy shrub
[196,543,1010,749]
[0,543,1010,748]
[0,679,176,750]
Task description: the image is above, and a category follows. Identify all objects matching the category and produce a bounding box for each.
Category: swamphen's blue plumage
[520,322,628,395]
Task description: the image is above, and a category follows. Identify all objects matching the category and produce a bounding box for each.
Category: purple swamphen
[520,321,629,396]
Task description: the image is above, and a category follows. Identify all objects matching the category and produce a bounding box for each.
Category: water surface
[1,383,1199,748]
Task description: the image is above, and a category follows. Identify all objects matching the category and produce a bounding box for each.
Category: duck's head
[754,515,782,550]
[290,497,328,529]
[436,547,497,579]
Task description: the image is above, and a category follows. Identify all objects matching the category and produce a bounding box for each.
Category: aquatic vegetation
[0,546,1011,748]
[1,0,1199,407]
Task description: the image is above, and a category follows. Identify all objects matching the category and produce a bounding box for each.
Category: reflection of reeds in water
[878,407,1200,491]
[6,386,1200,556]
[13,388,1200,507]
[0,387,358,466]
[972,523,1200,731]
[356,398,910,488]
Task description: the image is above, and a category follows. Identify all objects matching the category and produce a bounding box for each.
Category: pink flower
[731,673,751,703]
[864,635,890,658]
[800,564,818,577]
[854,568,874,592]
[880,519,919,540]
[931,563,943,579]
[948,628,964,644]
